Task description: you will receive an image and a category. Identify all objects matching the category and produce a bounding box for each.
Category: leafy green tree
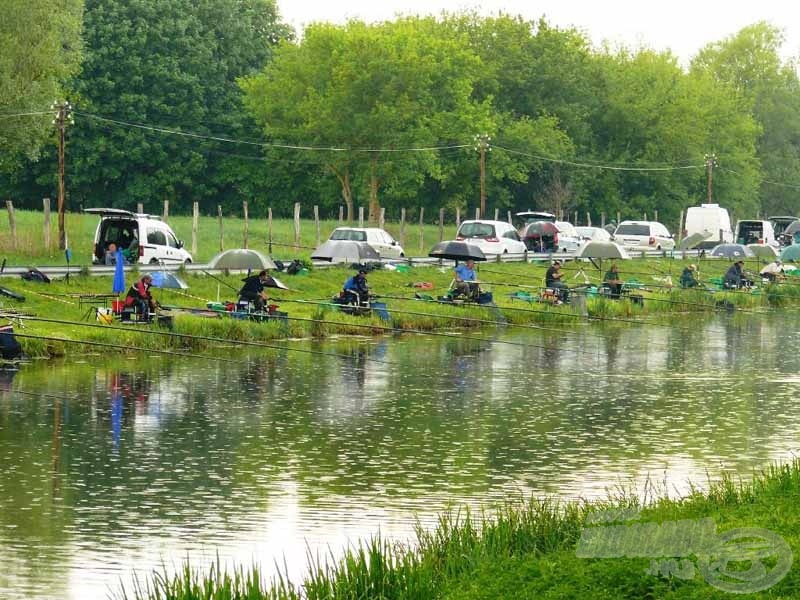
[0,0,83,172]
[6,0,290,212]
[692,22,800,215]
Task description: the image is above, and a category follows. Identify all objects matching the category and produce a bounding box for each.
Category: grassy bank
[120,460,800,599]
[2,258,798,359]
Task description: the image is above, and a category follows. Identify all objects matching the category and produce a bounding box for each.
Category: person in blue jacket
[453,259,480,300]
[343,269,370,305]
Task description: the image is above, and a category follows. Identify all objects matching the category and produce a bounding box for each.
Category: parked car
[553,221,582,252]
[613,220,675,250]
[684,203,734,248]
[575,226,612,242]
[455,220,526,255]
[328,227,404,258]
[86,208,193,265]
[769,216,800,245]
[735,220,778,247]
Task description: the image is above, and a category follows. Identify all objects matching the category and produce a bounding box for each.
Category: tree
[242,17,491,222]
[5,0,291,212]
[0,0,83,172]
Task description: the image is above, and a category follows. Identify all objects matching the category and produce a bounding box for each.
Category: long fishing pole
[11,332,241,363]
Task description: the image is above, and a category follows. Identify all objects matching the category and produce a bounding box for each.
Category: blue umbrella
[112,249,126,294]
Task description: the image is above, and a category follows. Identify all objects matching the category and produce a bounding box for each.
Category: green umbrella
[780,245,800,262]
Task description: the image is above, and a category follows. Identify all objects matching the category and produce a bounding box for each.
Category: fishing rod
[10,332,241,363]
[3,313,409,371]
[276,313,606,358]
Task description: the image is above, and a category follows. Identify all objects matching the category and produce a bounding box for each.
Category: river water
[1,313,799,598]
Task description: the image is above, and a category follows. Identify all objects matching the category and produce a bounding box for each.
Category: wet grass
[120,459,800,600]
[2,258,799,358]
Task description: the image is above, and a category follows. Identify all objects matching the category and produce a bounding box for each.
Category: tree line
[1,0,799,227]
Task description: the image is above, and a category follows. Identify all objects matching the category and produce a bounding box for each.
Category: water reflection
[0,313,799,598]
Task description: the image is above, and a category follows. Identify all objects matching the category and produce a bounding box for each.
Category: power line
[0,111,52,119]
[493,145,705,172]
[719,166,800,191]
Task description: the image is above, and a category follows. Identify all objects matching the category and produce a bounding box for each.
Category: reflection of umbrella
[150,271,189,289]
[577,241,630,259]
[678,232,709,250]
[208,249,277,270]
[780,245,800,262]
[112,249,126,294]
[312,240,380,262]
[747,244,778,259]
[710,243,754,258]
[428,241,487,262]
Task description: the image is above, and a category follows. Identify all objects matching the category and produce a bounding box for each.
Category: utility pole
[52,101,73,250]
[475,133,490,218]
[704,153,717,204]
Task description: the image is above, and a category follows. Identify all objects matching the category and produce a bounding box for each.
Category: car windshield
[330,229,367,242]
[458,223,495,238]
[616,224,649,236]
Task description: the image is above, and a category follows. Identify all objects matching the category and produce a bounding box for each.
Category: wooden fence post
[456,207,461,228]
[400,208,407,247]
[243,201,249,249]
[643,212,648,221]
[268,207,273,254]
[677,209,685,243]
[419,207,425,253]
[358,206,364,228]
[507,210,512,225]
[6,201,16,250]
[192,202,199,256]
[586,212,591,227]
[379,207,385,230]
[43,198,51,251]
[573,210,578,225]
[163,200,169,222]
[494,208,499,221]
[601,212,606,229]
[617,211,621,225]
[474,207,480,220]
[137,202,144,214]
[339,206,344,223]
[654,210,659,223]
[313,205,321,246]
[293,202,301,250]
[438,208,444,242]
[217,205,224,251]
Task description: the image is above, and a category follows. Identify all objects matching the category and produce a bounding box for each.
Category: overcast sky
[277,0,800,65]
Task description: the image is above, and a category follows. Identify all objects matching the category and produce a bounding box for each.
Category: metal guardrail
[0,248,708,279]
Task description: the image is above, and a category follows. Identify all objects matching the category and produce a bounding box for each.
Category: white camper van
[684,204,733,248]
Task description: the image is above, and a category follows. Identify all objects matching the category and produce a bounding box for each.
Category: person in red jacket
[124,274,157,320]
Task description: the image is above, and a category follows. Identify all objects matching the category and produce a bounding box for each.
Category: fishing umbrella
[427,241,487,262]
[150,271,189,290]
[678,232,709,250]
[312,240,380,263]
[112,249,126,295]
[208,249,277,271]
[710,243,754,258]
[521,221,559,251]
[747,244,778,259]
[780,245,800,262]
[576,241,630,276]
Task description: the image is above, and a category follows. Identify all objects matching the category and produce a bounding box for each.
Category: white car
[553,221,583,253]
[614,220,675,250]
[86,208,193,265]
[575,226,612,242]
[455,220,527,255]
[328,227,405,258]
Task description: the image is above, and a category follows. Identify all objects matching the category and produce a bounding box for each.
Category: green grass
[3,258,800,359]
[119,460,800,600]
[0,209,459,264]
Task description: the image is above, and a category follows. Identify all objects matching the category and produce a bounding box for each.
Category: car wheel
[503,249,508,254]
[184,259,192,265]
[149,258,159,265]
[400,253,404,257]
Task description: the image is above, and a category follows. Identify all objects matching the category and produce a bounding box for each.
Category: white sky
[277,0,800,65]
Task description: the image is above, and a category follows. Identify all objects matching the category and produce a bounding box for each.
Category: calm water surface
[1,313,799,598]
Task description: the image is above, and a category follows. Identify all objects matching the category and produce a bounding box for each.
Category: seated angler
[453,259,480,301]
[603,263,623,298]
[680,264,699,288]
[238,270,272,312]
[342,269,370,305]
[545,259,569,303]
[124,274,157,320]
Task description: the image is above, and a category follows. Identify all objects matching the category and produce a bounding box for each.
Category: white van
[684,204,733,248]
[735,220,778,247]
[86,208,193,265]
